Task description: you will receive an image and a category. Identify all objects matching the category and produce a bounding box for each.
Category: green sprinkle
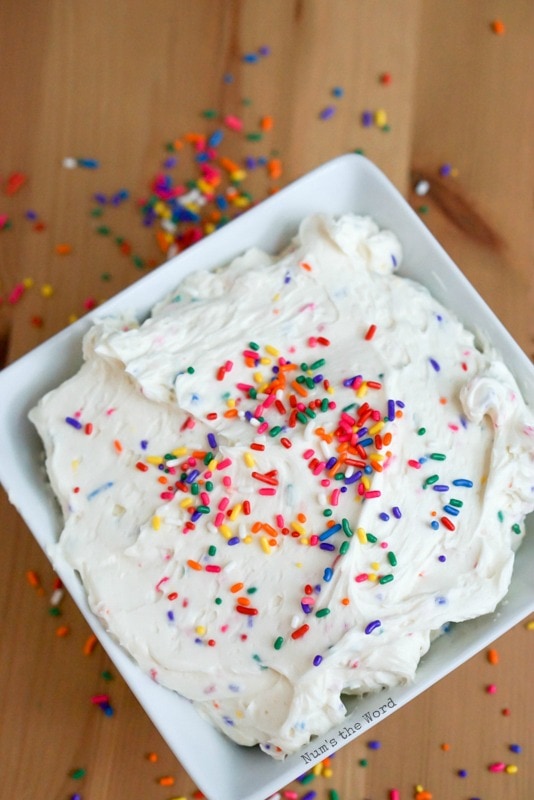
[424,474,439,487]
[186,366,195,374]
[215,597,222,605]
[305,407,316,419]
[248,388,258,399]
[96,225,111,235]
[196,505,210,514]
[101,670,113,681]
[512,523,522,534]
[249,341,260,351]
[320,398,329,412]
[449,498,463,507]
[366,533,378,543]
[339,540,350,555]
[304,376,315,389]
[48,607,61,616]
[201,109,218,118]
[417,427,427,435]
[208,545,217,556]
[329,791,341,800]
[90,207,104,217]
[191,483,199,495]
[70,768,86,780]
[334,472,346,481]
[246,586,257,594]
[359,758,368,767]
[274,636,284,650]
[497,510,504,522]
[430,452,446,460]
[205,480,214,492]
[418,205,429,214]
[246,131,263,141]
[310,358,326,370]
[379,573,394,584]
[269,425,282,437]
[316,607,331,617]
[300,362,309,372]
[387,551,397,567]
[342,518,354,537]
[300,772,315,784]
[323,508,333,517]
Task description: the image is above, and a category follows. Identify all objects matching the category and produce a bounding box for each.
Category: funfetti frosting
[30,213,534,758]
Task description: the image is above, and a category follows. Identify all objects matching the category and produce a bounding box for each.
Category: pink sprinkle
[303,449,315,460]
[355,573,368,582]
[309,535,319,546]
[205,565,222,573]
[365,490,381,499]
[408,459,422,469]
[257,421,269,434]
[91,694,109,704]
[218,497,230,511]
[276,514,285,528]
[214,512,225,526]
[259,487,276,496]
[222,476,232,487]
[216,458,232,470]
[155,577,169,592]
[331,488,340,506]
[488,762,506,772]
[389,791,400,800]
[486,684,497,694]
[224,114,244,131]
[8,283,26,304]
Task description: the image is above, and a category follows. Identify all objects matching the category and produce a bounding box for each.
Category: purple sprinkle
[439,163,452,177]
[258,45,271,57]
[396,400,405,408]
[368,739,381,750]
[458,769,468,778]
[301,602,313,614]
[140,439,148,450]
[185,469,201,484]
[319,543,336,551]
[429,357,441,372]
[344,471,362,485]
[313,655,323,667]
[190,511,202,523]
[387,399,395,420]
[228,536,240,546]
[319,106,336,120]
[207,432,218,449]
[391,253,398,268]
[433,484,450,492]
[392,506,402,519]
[65,416,83,429]
[167,610,174,621]
[438,555,447,562]
[365,619,381,635]
[25,209,38,220]
[361,110,373,126]
[379,512,390,521]
[325,456,338,470]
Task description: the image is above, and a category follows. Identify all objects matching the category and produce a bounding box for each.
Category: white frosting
[30,214,534,758]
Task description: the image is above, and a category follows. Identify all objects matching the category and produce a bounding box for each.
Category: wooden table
[1,2,532,798]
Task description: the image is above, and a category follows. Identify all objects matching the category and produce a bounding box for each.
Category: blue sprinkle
[65,416,83,430]
[443,504,460,516]
[207,432,218,449]
[87,481,114,500]
[208,129,224,148]
[319,523,341,541]
[431,520,440,530]
[323,567,333,582]
[228,537,240,546]
[433,484,450,492]
[379,512,390,521]
[359,437,373,448]
[429,357,441,372]
[391,253,398,268]
[77,157,99,169]
[392,506,402,519]
[167,611,174,621]
[452,478,474,487]
[313,655,323,667]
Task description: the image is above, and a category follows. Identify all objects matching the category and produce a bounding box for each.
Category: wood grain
[1,2,532,798]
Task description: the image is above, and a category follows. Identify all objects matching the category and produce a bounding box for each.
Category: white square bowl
[1,154,533,800]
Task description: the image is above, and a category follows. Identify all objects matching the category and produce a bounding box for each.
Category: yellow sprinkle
[71,459,80,472]
[179,497,194,508]
[370,452,385,462]
[356,527,367,544]
[265,344,280,356]
[356,382,368,397]
[172,447,188,457]
[259,356,272,365]
[506,764,518,774]
[41,283,54,298]
[204,222,216,235]
[253,371,264,384]
[244,452,255,468]
[323,768,333,778]
[371,561,380,571]
[312,763,323,775]
[362,475,370,490]
[230,169,247,182]
[272,292,281,302]
[526,620,534,630]
[260,536,272,554]
[243,535,253,544]
[225,398,236,408]
[151,516,161,531]
[68,313,78,324]
[291,520,307,536]
[235,709,244,718]
[369,420,385,435]
[196,626,206,636]
[23,277,34,288]
[230,503,243,521]
[374,108,388,128]
[219,524,232,539]
[300,538,309,546]
[209,459,219,470]
[146,455,164,465]
[367,573,378,582]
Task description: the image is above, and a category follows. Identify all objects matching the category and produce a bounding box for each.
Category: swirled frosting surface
[30,214,534,758]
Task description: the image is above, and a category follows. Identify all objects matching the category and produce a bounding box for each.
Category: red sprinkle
[364,323,377,340]
[291,623,310,640]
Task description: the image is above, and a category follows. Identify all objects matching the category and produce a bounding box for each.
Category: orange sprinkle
[146,752,159,763]
[113,439,123,453]
[491,18,505,35]
[219,156,240,173]
[383,432,392,445]
[267,157,282,179]
[487,648,499,665]
[341,597,350,605]
[157,475,168,484]
[297,512,307,523]
[230,582,244,593]
[25,570,41,588]
[236,596,251,606]
[56,625,70,637]
[440,742,451,751]
[260,115,274,131]
[83,634,98,655]
[187,559,203,571]
[55,243,72,255]
[291,380,308,398]
[251,521,263,533]
[223,408,239,418]
[439,397,447,405]
[299,261,312,271]
[415,793,433,800]
[157,776,175,787]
